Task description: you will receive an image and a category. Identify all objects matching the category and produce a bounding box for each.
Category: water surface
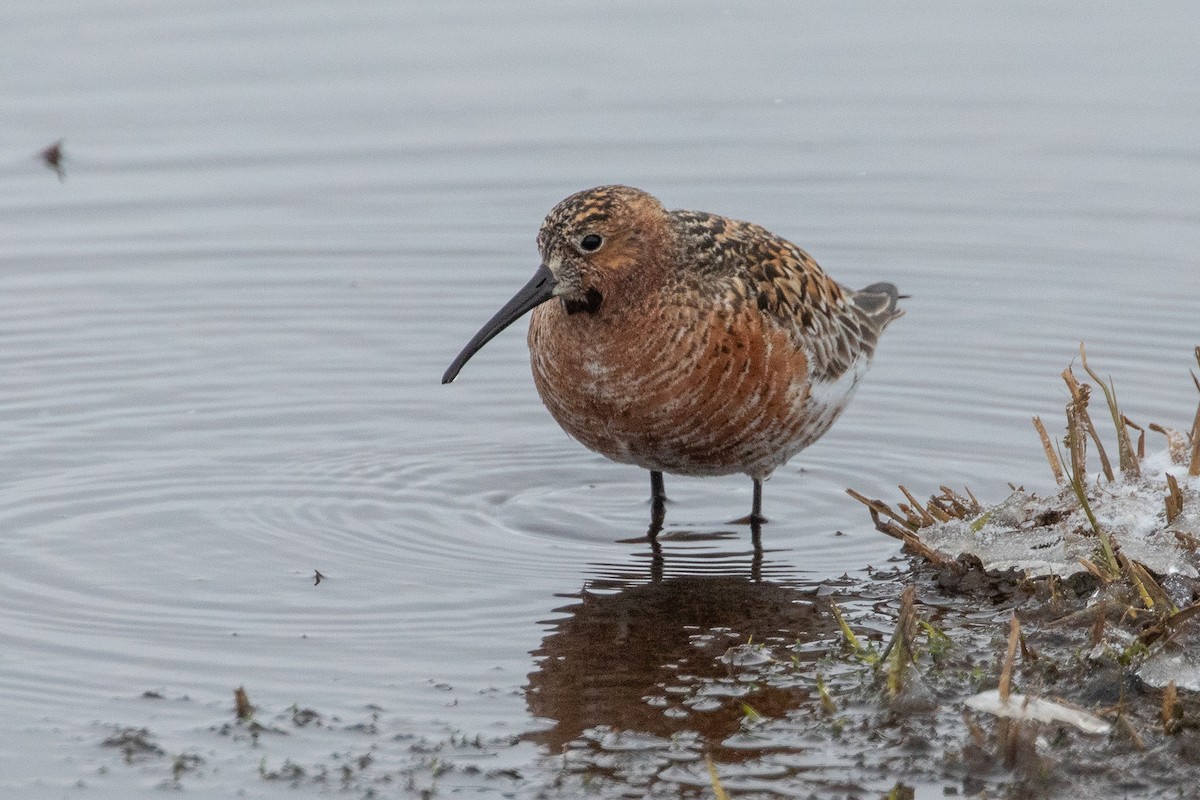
[1,2,1197,796]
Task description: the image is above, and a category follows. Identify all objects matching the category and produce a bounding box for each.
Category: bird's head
[442,185,669,384]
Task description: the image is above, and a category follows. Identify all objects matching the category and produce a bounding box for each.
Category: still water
[1,2,1197,796]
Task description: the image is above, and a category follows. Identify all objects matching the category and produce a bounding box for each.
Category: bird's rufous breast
[528,285,819,480]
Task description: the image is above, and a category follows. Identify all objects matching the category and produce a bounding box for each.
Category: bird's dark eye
[579,234,603,252]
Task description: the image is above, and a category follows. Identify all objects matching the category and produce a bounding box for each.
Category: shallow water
[1,1,1198,796]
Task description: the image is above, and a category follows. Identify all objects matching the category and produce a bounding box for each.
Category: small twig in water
[234,686,255,720]
[999,615,1020,702]
[705,755,731,800]
[1163,681,1179,735]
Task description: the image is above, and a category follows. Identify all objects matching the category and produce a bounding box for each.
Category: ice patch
[917,454,1200,579]
[965,689,1111,734]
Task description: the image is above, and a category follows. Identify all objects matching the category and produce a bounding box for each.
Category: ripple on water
[0,258,587,725]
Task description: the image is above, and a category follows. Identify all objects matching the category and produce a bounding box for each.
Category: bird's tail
[851,282,906,326]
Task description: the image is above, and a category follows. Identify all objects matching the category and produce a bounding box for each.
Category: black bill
[442,263,557,384]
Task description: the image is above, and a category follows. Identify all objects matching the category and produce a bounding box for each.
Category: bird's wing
[671,211,899,382]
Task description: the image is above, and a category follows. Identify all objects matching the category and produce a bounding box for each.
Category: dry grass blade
[1078,556,1109,583]
[1190,347,1200,477]
[1176,529,1200,553]
[845,488,918,530]
[925,503,954,523]
[1080,343,1139,479]
[1033,415,1065,485]
[1119,554,1168,612]
[900,533,954,566]
[1018,630,1038,662]
[962,706,987,748]
[938,485,981,517]
[1116,714,1146,751]
[1163,681,1178,734]
[846,490,955,565]
[1090,605,1106,647]
[999,615,1020,702]
[1057,439,1120,577]
[1064,399,1088,484]
[705,754,731,800]
[1191,420,1200,477]
[1063,366,1115,481]
[899,485,937,526]
[884,586,919,697]
[1191,393,1200,478]
[1123,415,1146,459]
[871,511,917,542]
[1138,600,1200,646]
[1149,423,1189,465]
[1166,473,1183,525]
[234,686,254,720]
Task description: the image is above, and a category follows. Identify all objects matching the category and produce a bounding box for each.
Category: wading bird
[444,186,902,530]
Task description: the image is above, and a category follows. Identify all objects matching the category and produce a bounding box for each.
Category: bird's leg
[750,519,763,582]
[650,470,667,505]
[649,526,664,584]
[730,478,768,525]
[648,470,667,539]
[751,478,767,524]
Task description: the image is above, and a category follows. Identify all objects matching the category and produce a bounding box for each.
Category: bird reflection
[524,538,841,752]
[633,518,765,582]
[644,505,765,567]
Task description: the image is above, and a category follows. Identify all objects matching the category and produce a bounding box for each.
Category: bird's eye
[579,234,603,252]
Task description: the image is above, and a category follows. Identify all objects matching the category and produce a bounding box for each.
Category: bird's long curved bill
[442,264,557,384]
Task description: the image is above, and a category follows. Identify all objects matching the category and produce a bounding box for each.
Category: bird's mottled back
[668,209,900,382]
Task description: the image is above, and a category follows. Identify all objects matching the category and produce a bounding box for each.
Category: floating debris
[234,686,255,720]
[964,689,1111,734]
[169,751,205,784]
[102,726,165,763]
[39,139,65,181]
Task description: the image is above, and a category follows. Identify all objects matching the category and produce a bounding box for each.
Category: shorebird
[443,185,903,528]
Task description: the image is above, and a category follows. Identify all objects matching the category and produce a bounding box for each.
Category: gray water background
[1,2,1197,796]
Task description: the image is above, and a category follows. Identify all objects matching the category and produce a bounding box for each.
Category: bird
[443,185,903,530]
